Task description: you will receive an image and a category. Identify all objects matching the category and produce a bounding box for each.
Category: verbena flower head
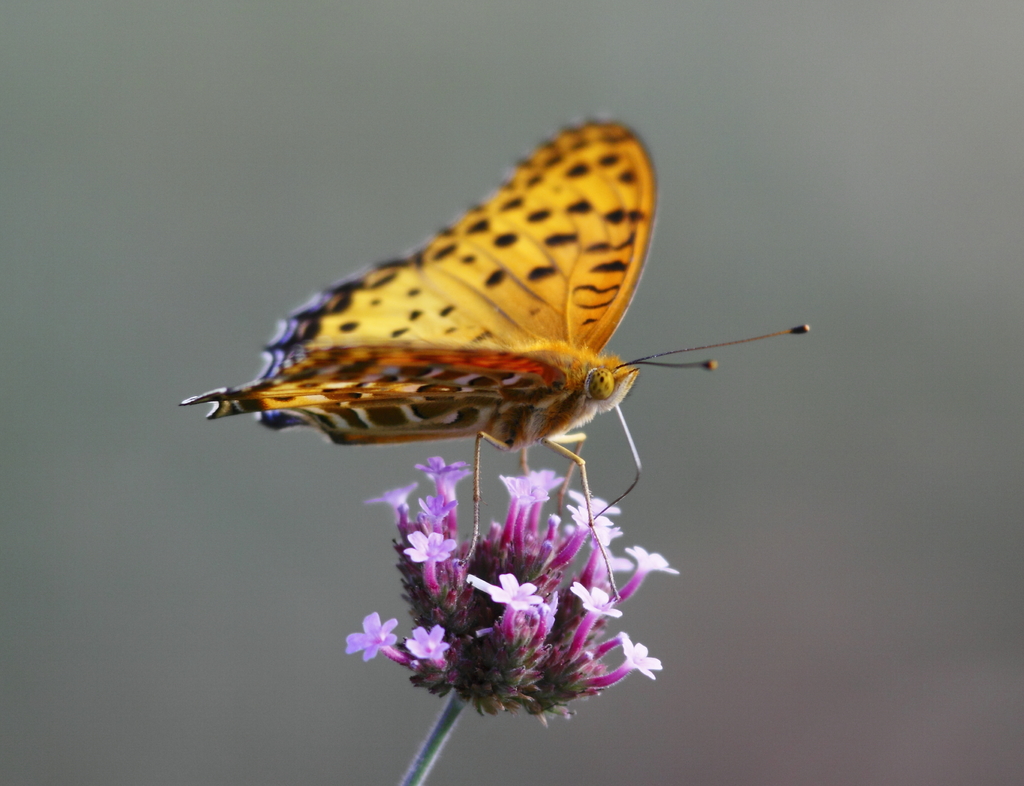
[350,456,676,718]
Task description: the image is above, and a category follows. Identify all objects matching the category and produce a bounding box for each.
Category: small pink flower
[406,625,450,663]
[467,573,544,611]
[620,634,663,679]
[570,582,623,618]
[403,531,457,564]
[365,482,418,513]
[345,612,398,661]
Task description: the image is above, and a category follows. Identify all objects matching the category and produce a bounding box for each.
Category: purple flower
[621,635,663,679]
[526,469,563,494]
[365,482,418,531]
[417,495,458,532]
[468,573,545,611]
[627,545,679,575]
[345,612,399,662]
[568,489,621,518]
[406,625,450,663]
[415,457,470,501]
[501,475,551,505]
[404,530,458,594]
[570,582,622,619]
[617,546,679,601]
[586,634,663,687]
[404,531,458,564]
[566,503,621,546]
[365,482,418,513]
[351,456,675,716]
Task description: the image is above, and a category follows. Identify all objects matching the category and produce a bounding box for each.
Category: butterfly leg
[541,438,619,600]
[471,431,512,563]
[547,432,587,516]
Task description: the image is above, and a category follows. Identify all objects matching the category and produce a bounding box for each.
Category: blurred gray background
[3,2,1022,784]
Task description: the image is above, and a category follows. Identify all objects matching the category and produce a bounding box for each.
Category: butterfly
[183,121,656,571]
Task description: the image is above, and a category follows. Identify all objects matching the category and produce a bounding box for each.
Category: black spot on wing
[485,270,505,287]
[575,284,620,294]
[591,260,627,273]
[572,283,621,309]
[494,233,518,248]
[368,271,398,289]
[412,401,456,420]
[545,233,578,247]
[433,243,457,261]
[366,406,408,428]
[376,259,411,270]
[590,232,637,252]
[528,266,557,281]
[324,288,354,313]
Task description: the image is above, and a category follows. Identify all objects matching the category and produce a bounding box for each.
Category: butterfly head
[584,364,639,412]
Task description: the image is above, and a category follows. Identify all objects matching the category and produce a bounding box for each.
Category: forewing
[420,121,656,350]
[260,122,656,384]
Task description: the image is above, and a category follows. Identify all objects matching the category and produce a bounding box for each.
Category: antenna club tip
[704,360,718,370]
[791,324,810,334]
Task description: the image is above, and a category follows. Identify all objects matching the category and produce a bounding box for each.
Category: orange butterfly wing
[186,344,569,444]
[417,122,655,350]
[183,122,655,444]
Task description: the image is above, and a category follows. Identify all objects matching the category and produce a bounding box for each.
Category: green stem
[398,693,465,786]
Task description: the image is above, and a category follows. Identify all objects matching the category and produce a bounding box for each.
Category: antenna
[622,324,809,368]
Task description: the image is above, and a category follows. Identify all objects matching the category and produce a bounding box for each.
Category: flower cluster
[346,457,677,717]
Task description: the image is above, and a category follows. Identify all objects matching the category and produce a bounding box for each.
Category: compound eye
[586,368,615,401]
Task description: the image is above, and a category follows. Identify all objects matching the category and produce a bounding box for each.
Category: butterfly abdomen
[485,390,585,450]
